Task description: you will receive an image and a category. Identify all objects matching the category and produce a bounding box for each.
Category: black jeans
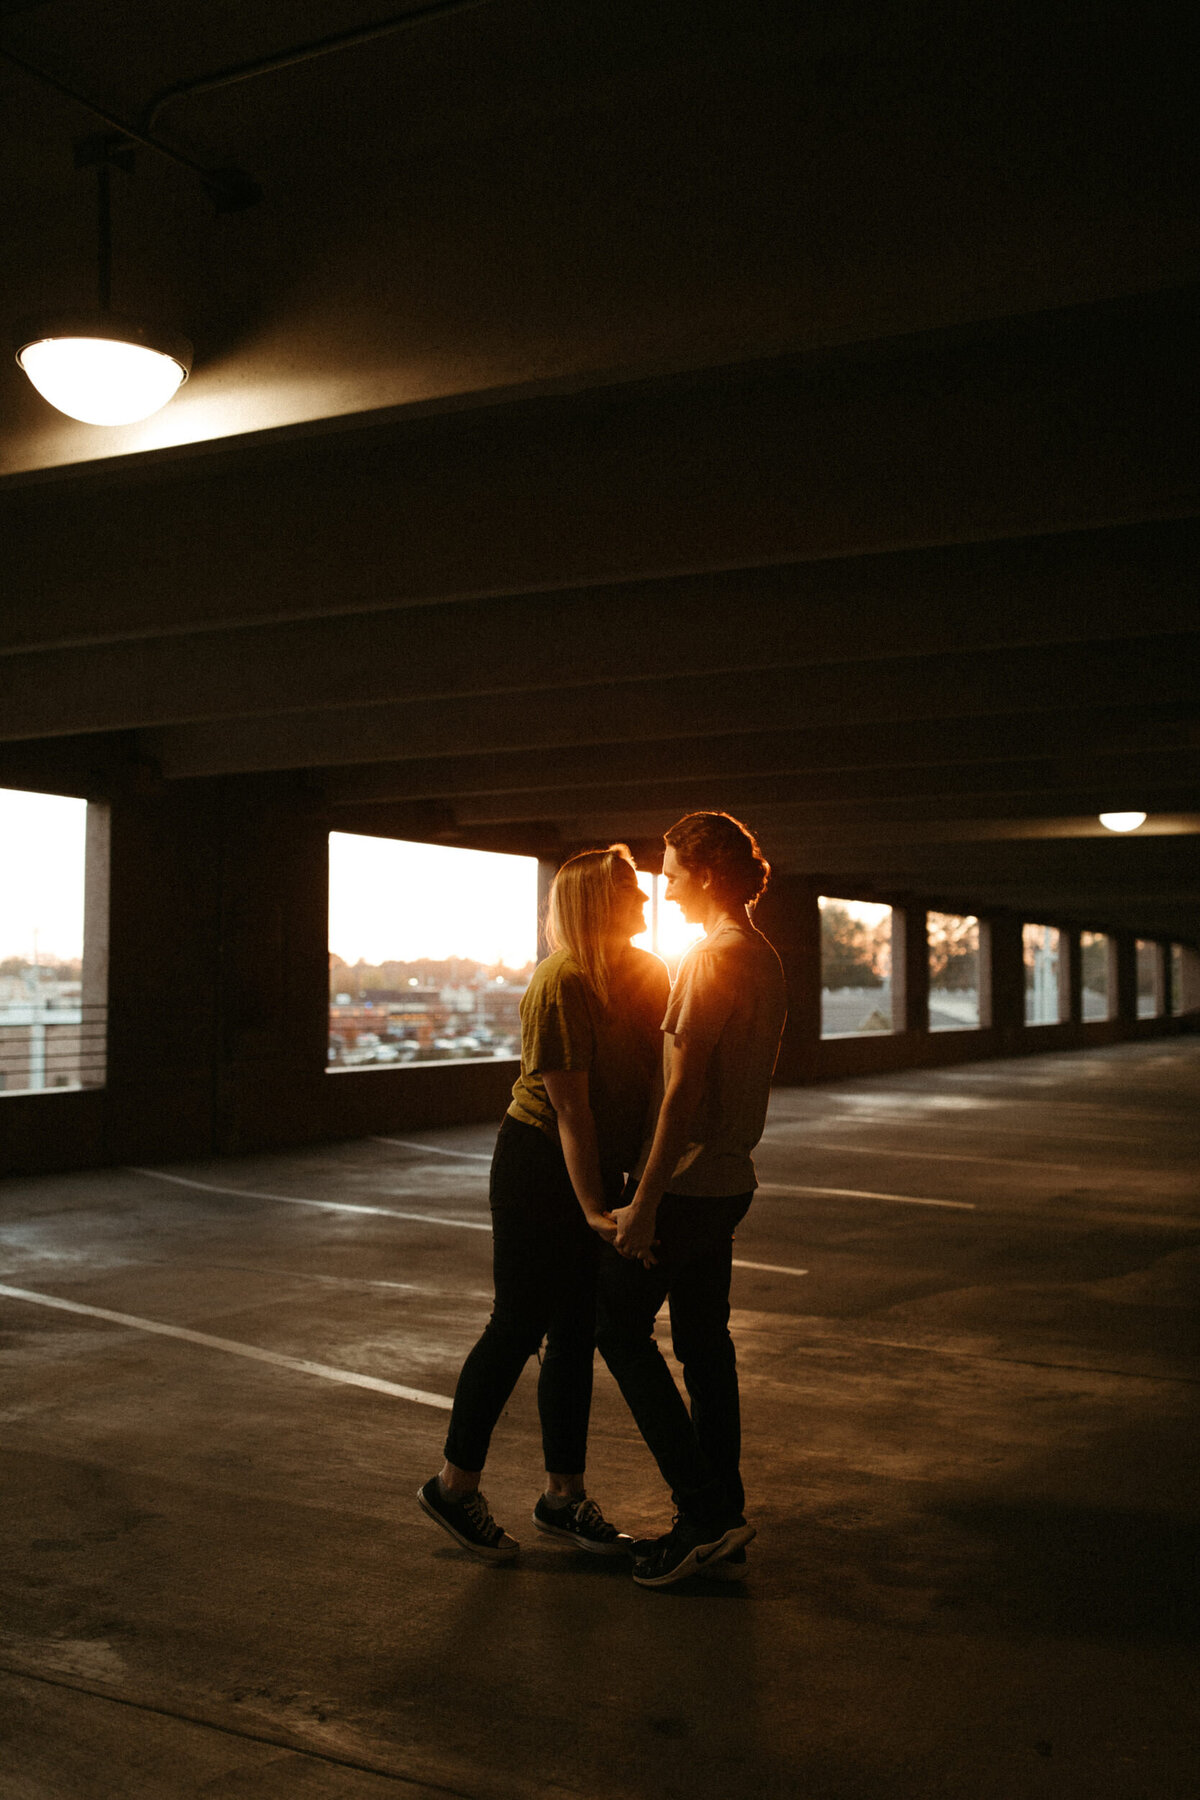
[596,1190,752,1528]
[442,1115,612,1475]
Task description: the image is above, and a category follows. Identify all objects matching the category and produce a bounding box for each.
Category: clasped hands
[587,1196,658,1266]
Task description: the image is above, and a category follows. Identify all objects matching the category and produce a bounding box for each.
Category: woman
[418,845,669,1561]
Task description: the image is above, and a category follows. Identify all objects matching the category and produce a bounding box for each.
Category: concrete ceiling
[1,0,1198,938]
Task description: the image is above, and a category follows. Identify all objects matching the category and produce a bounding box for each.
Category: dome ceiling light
[17,316,192,427]
[14,136,193,427]
[1098,812,1148,833]
[7,5,486,426]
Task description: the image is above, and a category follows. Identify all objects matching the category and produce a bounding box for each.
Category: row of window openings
[1,788,1192,1090]
[818,901,1186,1040]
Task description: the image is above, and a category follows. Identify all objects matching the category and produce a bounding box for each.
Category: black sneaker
[417,1477,519,1561]
[631,1517,756,1589]
[532,1493,633,1556]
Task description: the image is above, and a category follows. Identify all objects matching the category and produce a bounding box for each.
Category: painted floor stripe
[373,1136,492,1162]
[759,1182,974,1211]
[732,1259,808,1276]
[0,1284,453,1410]
[128,1168,491,1231]
[764,1133,1080,1174]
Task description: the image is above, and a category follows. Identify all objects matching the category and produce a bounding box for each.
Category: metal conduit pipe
[141,0,494,131]
[0,0,492,210]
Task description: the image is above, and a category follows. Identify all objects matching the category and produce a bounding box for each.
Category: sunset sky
[0,788,88,962]
[1,797,704,972]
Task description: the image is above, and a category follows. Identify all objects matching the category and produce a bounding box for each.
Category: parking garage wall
[1,793,1196,1177]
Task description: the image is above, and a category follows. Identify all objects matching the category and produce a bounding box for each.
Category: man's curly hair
[664,812,770,908]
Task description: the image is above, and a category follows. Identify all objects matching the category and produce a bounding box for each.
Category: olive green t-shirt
[508,948,670,1173]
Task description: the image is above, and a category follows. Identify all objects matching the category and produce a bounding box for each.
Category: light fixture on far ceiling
[16,314,191,425]
[1098,811,1147,833]
[14,134,192,427]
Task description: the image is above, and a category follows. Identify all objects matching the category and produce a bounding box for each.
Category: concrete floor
[1,1040,1198,1800]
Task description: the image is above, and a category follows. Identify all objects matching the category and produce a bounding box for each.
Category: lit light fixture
[16,315,191,425]
[1098,812,1147,833]
[15,134,192,426]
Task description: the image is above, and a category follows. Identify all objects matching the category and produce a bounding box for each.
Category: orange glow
[632,873,705,965]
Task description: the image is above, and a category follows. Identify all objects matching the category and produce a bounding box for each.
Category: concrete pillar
[1061,927,1081,1024]
[1178,945,1200,1015]
[984,915,1023,1037]
[537,857,557,962]
[756,874,819,1080]
[1114,932,1138,1023]
[81,802,110,1087]
[894,905,929,1035]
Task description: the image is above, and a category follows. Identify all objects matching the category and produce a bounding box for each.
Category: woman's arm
[542,1068,618,1242]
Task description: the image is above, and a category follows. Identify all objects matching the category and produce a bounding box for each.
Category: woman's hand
[584,1209,618,1244]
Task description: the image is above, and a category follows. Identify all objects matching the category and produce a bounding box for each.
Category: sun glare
[633,872,705,966]
[0,787,88,962]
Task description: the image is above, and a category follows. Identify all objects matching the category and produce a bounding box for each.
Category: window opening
[927,912,981,1031]
[1022,923,1062,1025]
[1169,943,1185,1017]
[327,833,538,1069]
[1135,939,1159,1019]
[1,787,106,1096]
[1080,931,1113,1021]
[818,898,893,1037]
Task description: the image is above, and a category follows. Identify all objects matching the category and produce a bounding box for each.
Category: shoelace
[571,1498,610,1534]
[461,1490,501,1540]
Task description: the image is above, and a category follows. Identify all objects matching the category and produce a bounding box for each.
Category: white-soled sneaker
[417,1477,518,1561]
[632,1517,756,1588]
[532,1493,633,1555]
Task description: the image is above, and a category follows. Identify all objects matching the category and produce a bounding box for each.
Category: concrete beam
[405,755,1200,827]
[2,298,1197,653]
[312,730,1200,808]
[5,615,1195,747]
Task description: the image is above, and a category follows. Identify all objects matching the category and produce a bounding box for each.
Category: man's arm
[611,1035,710,1260]
[541,1069,617,1242]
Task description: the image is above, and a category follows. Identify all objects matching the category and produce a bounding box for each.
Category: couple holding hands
[418,810,787,1588]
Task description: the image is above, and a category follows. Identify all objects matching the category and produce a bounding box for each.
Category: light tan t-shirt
[508,947,670,1174]
[636,916,788,1196]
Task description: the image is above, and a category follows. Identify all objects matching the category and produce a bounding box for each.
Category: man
[597,811,788,1588]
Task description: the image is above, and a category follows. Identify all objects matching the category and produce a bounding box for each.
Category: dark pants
[442,1115,612,1475]
[596,1190,752,1528]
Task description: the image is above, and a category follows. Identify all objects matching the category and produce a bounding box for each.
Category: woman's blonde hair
[546,844,638,1006]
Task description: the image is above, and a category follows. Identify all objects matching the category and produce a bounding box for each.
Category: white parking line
[373,1137,492,1161]
[763,1133,1080,1174]
[0,1284,453,1410]
[732,1259,808,1276]
[759,1182,974,1211]
[128,1168,491,1230]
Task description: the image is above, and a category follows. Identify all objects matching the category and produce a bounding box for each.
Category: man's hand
[611,1200,658,1264]
[584,1209,618,1244]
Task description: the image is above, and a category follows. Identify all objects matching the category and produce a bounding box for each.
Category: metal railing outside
[0,1000,107,1094]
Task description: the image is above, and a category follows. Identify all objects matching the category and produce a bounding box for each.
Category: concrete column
[1062,927,1081,1024]
[1104,932,1120,1021]
[536,857,557,962]
[81,802,111,1087]
[756,874,819,1080]
[1114,932,1138,1023]
[1178,945,1200,1015]
[984,915,1024,1038]
[894,905,929,1035]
